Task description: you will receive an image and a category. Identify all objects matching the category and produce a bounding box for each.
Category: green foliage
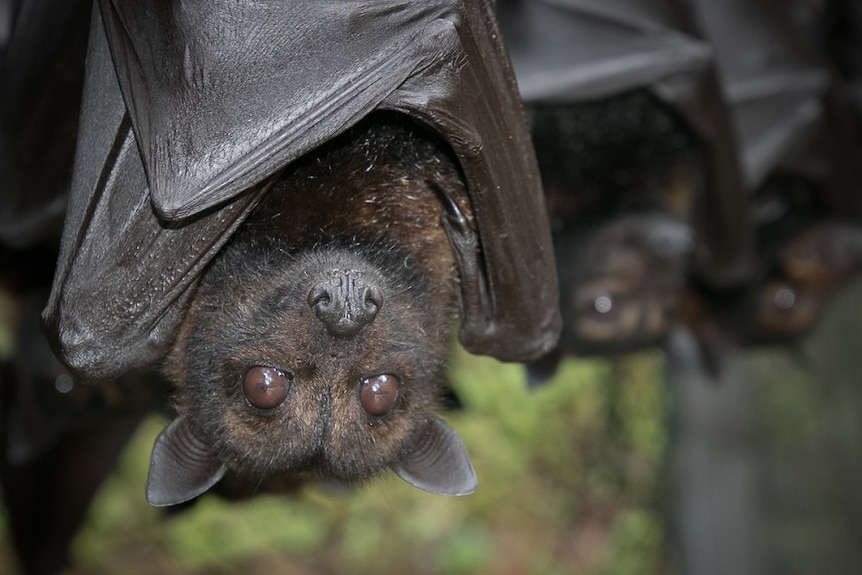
[603,509,665,575]
[0,291,15,361]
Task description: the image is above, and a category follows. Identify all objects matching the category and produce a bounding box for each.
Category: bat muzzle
[307,270,384,337]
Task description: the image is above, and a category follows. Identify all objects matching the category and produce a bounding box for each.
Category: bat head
[550,213,692,354]
[685,172,862,351]
[749,223,862,341]
[147,114,477,506]
[528,214,692,386]
[526,90,702,384]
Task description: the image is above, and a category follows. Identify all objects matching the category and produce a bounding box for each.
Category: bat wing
[692,0,862,258]
[497,0,713,102]
[96,0,460,221]
[0,0,90,248]
[651,66,754,289]
[43,6,266,380]
[692,0,834,190]
[45,0,560,381]
[499,0,753,289]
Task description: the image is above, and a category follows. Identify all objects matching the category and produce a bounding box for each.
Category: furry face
[553,214,692,356]
[147,114,478,505]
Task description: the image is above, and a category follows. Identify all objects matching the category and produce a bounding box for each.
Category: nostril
[309,280,344,332]
[362,285,384,316]
[307,283,332,311]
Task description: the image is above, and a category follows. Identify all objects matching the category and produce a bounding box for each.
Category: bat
[523,90,700,383]
[677,0,862,360]
[42,0,561,386]
[683,175,862,358]
[497,0,753,292]
[496,0,747,382]
[31,1,561,505]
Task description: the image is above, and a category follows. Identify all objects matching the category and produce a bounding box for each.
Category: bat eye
[578,291,622,321]
[772,285,797,311]
[243,366,290,410]
[593,294,614,315]
[359,374,400,417]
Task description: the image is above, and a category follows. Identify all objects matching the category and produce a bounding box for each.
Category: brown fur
[165,112,470,483]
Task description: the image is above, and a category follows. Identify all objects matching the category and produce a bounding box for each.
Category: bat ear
[391,417,477,496]
[146,415,226,507]
[525,347,562,389]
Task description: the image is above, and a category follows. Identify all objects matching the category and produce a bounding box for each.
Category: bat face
[742,223,862,343]
[148,114,477,505]
[554,213,692,356]
[171,243,449,480]
[685,176,862,349]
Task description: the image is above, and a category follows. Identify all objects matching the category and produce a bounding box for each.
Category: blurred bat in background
[675,0,862,367]
[523,90,701,383]
[498,0,752,291]
[681,177,862,363]
[496,0,750,382]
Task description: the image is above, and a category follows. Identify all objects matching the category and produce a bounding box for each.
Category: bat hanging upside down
[146,113,478,506]
[524,90,701,384]
[40,0,559,511]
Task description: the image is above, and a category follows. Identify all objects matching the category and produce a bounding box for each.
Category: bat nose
[307,270,383,337]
